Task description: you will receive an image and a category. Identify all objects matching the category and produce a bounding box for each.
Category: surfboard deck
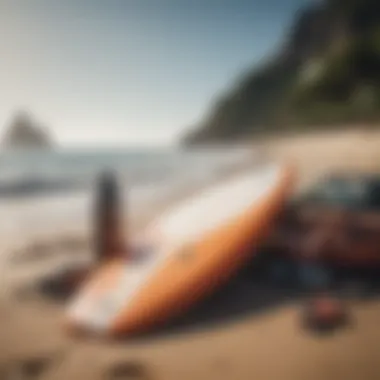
[66,162,295,337]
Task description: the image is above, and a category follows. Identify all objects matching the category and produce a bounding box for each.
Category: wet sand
[2,130,380,380]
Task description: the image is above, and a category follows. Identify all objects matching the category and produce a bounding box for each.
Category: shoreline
[0,154,259,288]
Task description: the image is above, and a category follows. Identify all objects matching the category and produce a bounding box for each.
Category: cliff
[1,112,54,151]
[183,0,380,145]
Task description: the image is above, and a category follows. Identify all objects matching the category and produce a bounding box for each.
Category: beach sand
[2,129,380,380]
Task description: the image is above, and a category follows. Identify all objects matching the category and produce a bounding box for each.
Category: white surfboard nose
[66,264,152,333]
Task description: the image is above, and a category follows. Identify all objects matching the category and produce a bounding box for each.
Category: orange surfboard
[65,163,295,337]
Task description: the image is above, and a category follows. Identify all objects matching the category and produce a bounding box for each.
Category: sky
[0,0,311,147]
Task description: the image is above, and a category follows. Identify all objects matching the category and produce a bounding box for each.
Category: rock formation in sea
[1,111,54,150]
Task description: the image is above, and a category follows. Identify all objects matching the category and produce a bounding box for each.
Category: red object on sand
[312,296,343,321]
[302,294,349,330]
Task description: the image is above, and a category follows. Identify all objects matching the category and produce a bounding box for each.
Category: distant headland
[182,0,380,145]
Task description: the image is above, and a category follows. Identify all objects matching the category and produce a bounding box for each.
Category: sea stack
[1,111,54,151]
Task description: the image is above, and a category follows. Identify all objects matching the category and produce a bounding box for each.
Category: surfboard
[65,162,295,337]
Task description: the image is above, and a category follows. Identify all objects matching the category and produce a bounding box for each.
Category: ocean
[0,147,255,250]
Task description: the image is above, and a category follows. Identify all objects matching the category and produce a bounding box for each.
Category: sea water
[0,147,255,251]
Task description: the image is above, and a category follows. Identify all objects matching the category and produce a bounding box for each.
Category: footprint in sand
[0,353,63,380]
[106,361,151,380]
[10,242,53,265]
[8,236,88,268]
[19,357,51,378]
[56,236,88,254]
[0,365,9,380]
[8,244,53,269]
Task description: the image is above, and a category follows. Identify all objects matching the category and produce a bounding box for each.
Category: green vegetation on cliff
[183,0,380,144]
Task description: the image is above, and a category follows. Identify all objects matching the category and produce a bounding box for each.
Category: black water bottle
[93,170,125,263]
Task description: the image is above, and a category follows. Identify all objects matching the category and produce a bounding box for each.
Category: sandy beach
[2,129,380,380]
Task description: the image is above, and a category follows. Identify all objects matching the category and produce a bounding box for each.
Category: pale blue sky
[0,0,311,146]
